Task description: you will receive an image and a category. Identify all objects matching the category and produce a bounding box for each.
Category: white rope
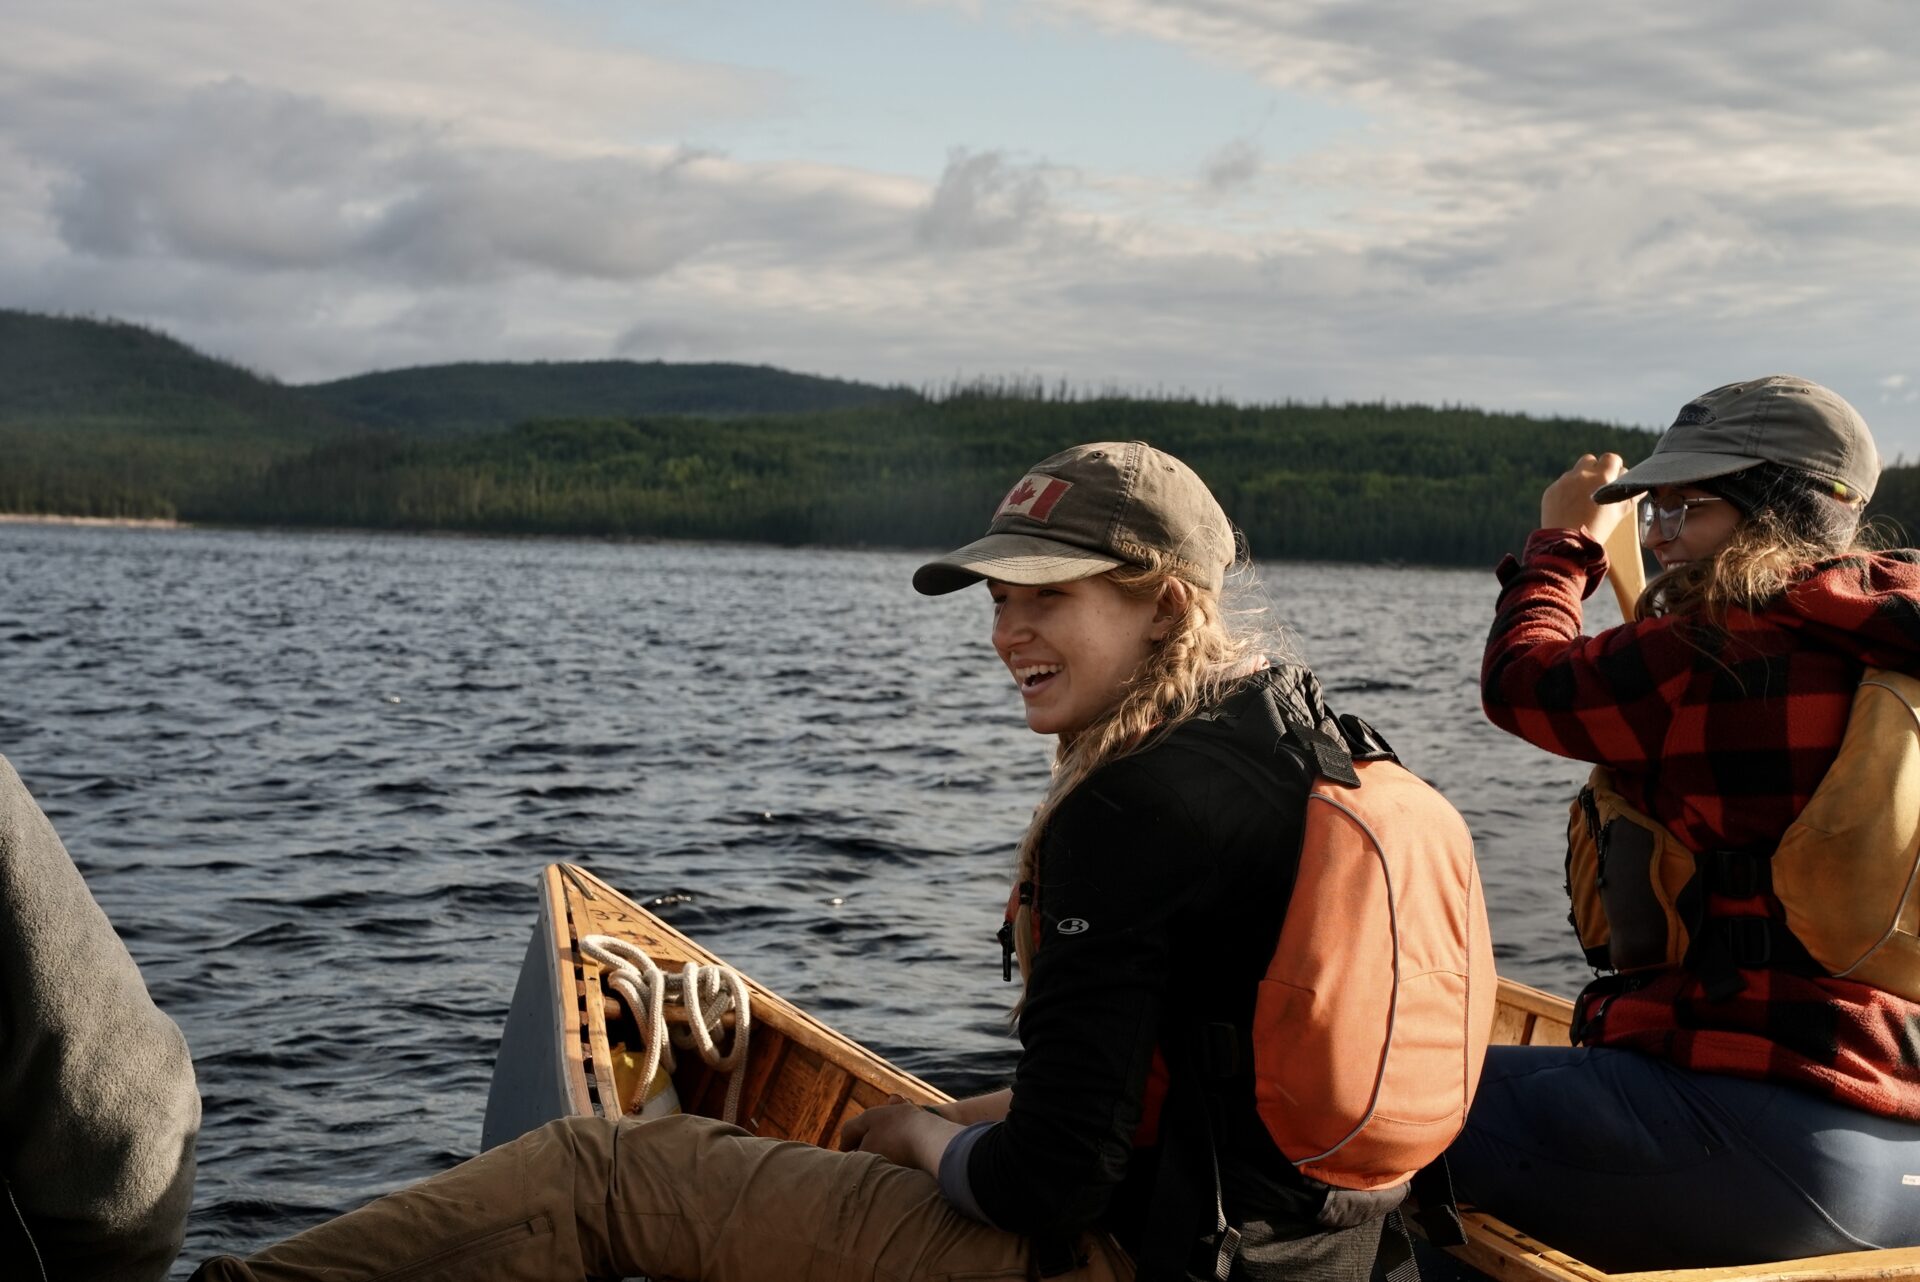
[579,935,671,1111]
[579,935,753,1124]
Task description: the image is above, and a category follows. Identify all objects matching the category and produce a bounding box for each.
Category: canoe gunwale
[551,865,603,1120]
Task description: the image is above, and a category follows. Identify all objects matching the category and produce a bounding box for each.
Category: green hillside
[0,311,356,518]
[0,310,912,520]
[0,310,340,430]
[301,360,916,436]
[217,392,1666,564]
[8,308,1918,565]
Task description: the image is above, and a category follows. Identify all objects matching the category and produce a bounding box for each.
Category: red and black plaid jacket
[1484,529,1920,1121]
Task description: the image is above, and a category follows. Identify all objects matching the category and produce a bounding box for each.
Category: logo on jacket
[997,475,1072,523]
[1056,917,1090,935]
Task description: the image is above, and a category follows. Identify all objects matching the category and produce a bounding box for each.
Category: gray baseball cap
[912,441,1235,595]
[1593,375,1880,505]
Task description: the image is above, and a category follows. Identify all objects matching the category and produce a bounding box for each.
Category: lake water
[0,522,1619,1272]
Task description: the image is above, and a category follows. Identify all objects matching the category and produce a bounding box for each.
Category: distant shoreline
[0,513,183,529]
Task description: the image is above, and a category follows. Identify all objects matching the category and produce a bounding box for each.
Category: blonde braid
[1006,551,1271,1001]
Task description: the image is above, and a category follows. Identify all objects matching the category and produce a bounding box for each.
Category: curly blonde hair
[1005,549,1271,991]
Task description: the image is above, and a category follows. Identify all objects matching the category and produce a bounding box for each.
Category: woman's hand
[1541,453,1630,543]
[839,1094,962,1174]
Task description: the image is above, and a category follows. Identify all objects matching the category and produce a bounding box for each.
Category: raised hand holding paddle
[1541,453,1645,621]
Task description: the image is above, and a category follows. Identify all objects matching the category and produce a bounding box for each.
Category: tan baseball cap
[912,441,1235,595]
[1592,375,1880,505]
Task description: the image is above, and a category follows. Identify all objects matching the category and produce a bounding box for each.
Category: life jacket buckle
[1210,1224,1243,1282]
[1707,849,1768,899]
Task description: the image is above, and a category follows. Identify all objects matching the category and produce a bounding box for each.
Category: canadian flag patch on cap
[996,474,1072,523]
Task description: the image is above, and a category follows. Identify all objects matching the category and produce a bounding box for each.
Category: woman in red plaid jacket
[1447,376,1920,1271]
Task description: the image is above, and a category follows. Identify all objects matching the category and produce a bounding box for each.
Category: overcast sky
[7,1,1919,454]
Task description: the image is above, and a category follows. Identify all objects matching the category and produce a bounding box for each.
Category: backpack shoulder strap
[1335,712,1399,765]
[1176,683,1366,795]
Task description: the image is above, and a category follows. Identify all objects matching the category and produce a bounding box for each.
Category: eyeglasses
[1637,495,1727,542]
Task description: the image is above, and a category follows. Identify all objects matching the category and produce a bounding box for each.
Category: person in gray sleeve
[1,754,199,1281]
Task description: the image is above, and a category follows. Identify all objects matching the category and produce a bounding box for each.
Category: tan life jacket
[1565,667,1920,1002]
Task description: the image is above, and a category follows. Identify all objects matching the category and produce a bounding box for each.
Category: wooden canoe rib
[482,863,1920,1282]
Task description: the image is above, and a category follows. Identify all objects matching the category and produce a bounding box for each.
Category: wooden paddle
[1601,504,1647,621]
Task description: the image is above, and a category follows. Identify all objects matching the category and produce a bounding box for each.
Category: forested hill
[302,361,917,436]
[1,310,914,436]
[10,309,1920,564]
[220,393,1667,565]
[0,309,909,518]
[0,311,357,517]
[0,310,349,438]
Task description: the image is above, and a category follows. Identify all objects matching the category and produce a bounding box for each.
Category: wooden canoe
[482,862,1920,1282]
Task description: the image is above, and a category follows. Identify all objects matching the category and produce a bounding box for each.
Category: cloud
[47,81,393,268]
[915,149,1057,250]
[1029,1,1920,253]
[22,74,919,288]
[4,0,891,297]
[1200,138,1262,193]
[952,0,1920,428]
[1041,0,1920,132]
[5,0,779,155]
[5,0,1920,454]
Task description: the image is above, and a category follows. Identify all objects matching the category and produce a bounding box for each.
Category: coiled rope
[580,934,752,1124]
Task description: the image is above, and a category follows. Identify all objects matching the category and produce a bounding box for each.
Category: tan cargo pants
[191,1114,1132,1282]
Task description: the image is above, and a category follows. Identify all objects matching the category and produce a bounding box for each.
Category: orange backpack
[1002,700,1496,1276]
[1251,722,1497,1192]
[1124,710,1496,1280]
[1159,712,1496,1203]
[1002,710,1499,1196]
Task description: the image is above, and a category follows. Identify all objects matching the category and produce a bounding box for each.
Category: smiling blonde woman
[195,441,1488,1282]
